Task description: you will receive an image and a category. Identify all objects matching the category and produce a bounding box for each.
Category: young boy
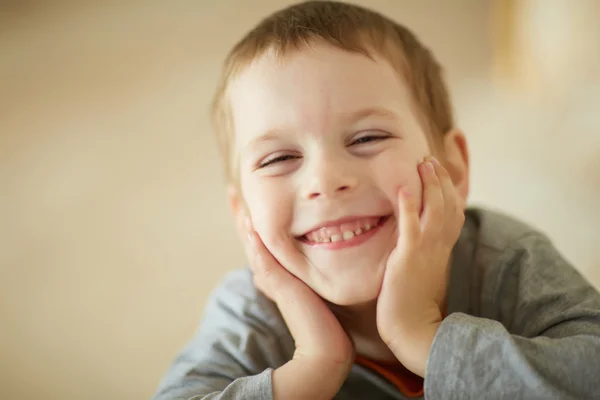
[153,1,600,399]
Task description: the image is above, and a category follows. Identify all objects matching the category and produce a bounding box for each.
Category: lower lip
[299,216,391,250]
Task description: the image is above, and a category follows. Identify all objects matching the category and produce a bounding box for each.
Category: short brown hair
[212,0,454,182]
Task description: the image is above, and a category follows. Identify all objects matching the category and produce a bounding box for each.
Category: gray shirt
[152,208,600,400]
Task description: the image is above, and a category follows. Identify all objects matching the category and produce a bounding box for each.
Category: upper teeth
[308,223,376,243]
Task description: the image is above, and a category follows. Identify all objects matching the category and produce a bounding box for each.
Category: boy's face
[229,42,433,305]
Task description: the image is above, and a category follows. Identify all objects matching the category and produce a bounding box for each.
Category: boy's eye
[350,135,388,145]
[258,154,300,168]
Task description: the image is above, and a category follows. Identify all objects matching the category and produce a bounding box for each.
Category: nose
[301,156,359,200]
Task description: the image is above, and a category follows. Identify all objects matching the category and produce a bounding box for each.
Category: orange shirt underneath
[355,355,424,398]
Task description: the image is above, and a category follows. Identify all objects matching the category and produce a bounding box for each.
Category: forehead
[228,42,416,148]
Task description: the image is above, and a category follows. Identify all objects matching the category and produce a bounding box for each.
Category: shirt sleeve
[425,233,600,400]
[151,269,292,400]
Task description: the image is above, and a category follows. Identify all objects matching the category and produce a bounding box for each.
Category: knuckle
[250,253,262,271]
[429,204,444,221]
[261,263,274,280]
[437,164,450,177]
[429,174,441,186]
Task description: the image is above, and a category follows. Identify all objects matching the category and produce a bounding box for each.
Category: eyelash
[350,135,388,145]
[258,154,299,168]
[257,135,389,168]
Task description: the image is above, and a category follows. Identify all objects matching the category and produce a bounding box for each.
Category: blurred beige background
[1,1,598,399]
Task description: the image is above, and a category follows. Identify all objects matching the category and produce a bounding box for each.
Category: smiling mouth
[297,215,390,245]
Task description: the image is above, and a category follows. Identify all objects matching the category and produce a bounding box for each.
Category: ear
[227,184,247,232]
[442,129,470,206]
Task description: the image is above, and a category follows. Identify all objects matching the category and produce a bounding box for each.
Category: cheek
[371,152,424,207]
[243,179,293,243]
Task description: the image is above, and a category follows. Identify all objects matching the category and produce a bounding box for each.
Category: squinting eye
[350,135,388,145]
[258,154,300,169]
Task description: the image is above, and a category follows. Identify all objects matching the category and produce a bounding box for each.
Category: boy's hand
[376,157,464,377]
[237,216,355,400]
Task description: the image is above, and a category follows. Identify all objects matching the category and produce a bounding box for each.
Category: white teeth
[307,219,381,243]
[342,231,355,240]
[330,234,342,242]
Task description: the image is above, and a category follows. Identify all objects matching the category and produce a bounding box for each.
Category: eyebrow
[243,106,399,151]
[340,106,399,124]
[244,130,282,152]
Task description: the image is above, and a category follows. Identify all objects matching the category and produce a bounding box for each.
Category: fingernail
[430,156,440,165]
[425,161,434,173]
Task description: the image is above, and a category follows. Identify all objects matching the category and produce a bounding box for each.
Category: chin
[295,214,397,306]
[315,267,385,306]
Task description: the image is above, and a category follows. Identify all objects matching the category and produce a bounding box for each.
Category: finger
[246,230,297,301]
[235,215,275,282]
[246,231,344,359]
[242,224,352,364]
[428,157,465,237]
[236,217,283,301]
[429,157,457,213]
[419,159,444,233]
[397,187,420,248]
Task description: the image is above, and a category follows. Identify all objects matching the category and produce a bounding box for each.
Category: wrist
[273,357,352,400]
[387,321,441,378]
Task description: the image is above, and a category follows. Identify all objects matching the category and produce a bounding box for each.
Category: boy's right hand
[238,217,355,400]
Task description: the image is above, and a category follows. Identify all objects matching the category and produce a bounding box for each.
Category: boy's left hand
[376,157,464,377]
